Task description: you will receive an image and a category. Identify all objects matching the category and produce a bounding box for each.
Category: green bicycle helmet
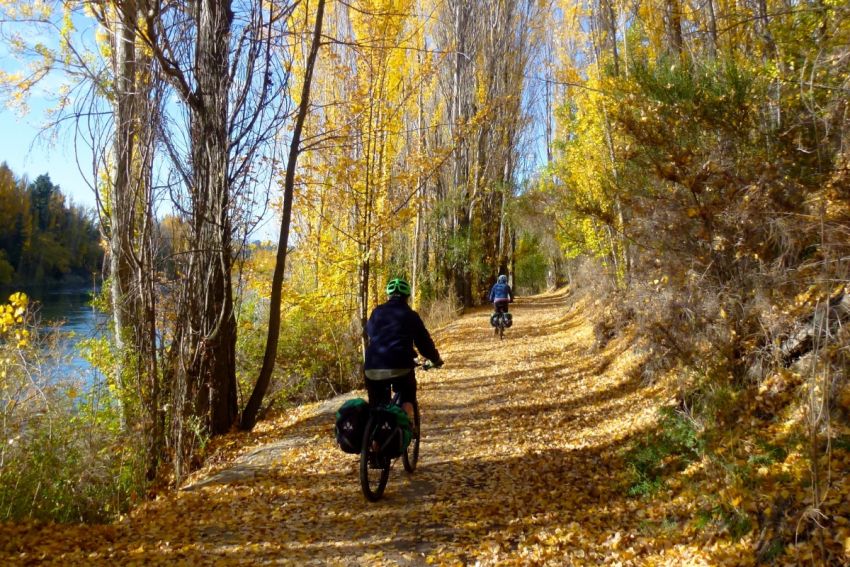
[386,277,411,297]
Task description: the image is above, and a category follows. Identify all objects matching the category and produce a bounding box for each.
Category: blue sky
[0,6,99,210]
[0,103,280,241]
[0,28,279,241]
[0,96,97,209]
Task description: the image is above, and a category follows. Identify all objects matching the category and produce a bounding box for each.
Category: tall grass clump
[418,293,461,331]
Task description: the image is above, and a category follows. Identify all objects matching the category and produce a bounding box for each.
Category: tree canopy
[0,164,101,286]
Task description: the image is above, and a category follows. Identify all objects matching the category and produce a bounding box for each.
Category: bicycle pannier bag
[335,397,369,454]
[490,313,500,327]
[372,405,411,458]
[504,313,513,328]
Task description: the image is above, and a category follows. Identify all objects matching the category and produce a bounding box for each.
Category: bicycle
[359,361,432,501]
[492,307,511,340]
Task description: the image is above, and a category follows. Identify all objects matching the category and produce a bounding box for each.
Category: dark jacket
[489,282,514,303]
[365,297,440,370]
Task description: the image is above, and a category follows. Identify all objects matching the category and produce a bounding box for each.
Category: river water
[5,286,107,380]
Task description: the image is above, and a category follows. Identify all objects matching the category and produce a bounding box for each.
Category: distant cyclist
[364,277,443,423]
[488,275,514,333]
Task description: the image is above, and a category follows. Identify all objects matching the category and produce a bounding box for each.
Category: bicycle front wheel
[402,402,421,473]
[360,414,390,501]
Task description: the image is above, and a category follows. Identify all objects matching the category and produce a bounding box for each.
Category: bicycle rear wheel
[402,402,420,473]
[360,414,390,501]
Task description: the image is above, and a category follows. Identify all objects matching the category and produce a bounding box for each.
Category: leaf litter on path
[0,289,759,565]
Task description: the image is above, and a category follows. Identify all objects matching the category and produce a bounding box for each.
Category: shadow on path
[7,289,666,565]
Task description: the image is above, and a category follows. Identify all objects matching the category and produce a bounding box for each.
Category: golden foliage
[0,292,29,347]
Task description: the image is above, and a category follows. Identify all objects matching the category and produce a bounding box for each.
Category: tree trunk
[359,253,371,354]
[600,0,619,75]
[411,49,426,307]
[510,228,516,286]
[412,199,422,307]
[107,0,164,479]
[664,0,684,56]
[705,0,718,57]
[187,0,238,435]
[240,0,326,431]
[109,0,138,386]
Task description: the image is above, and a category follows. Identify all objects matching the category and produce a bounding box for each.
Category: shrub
[514,234,548,294]
[418,294,461,331]
[0,293,143,522]
[236,291,361,409]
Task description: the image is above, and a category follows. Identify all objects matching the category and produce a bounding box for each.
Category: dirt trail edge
[4,290,723,565]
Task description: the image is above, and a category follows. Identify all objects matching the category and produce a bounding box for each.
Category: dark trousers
[365,369,417,408]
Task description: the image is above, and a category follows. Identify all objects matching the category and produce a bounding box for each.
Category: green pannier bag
[334,397,369,454]
[372,404,411,458]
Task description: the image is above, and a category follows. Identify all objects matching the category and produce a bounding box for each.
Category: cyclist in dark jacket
[364,277,443,421]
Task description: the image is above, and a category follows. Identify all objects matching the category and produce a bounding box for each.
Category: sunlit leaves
[0,292,28,344]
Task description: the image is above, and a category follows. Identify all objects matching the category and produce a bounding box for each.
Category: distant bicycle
[490,310,512,340]
[488,275,514,340]
[359,361,433,501]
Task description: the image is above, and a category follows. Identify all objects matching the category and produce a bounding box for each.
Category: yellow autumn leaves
[0,291,29,347]
[0,292,30,382]
[2,290,849,564]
